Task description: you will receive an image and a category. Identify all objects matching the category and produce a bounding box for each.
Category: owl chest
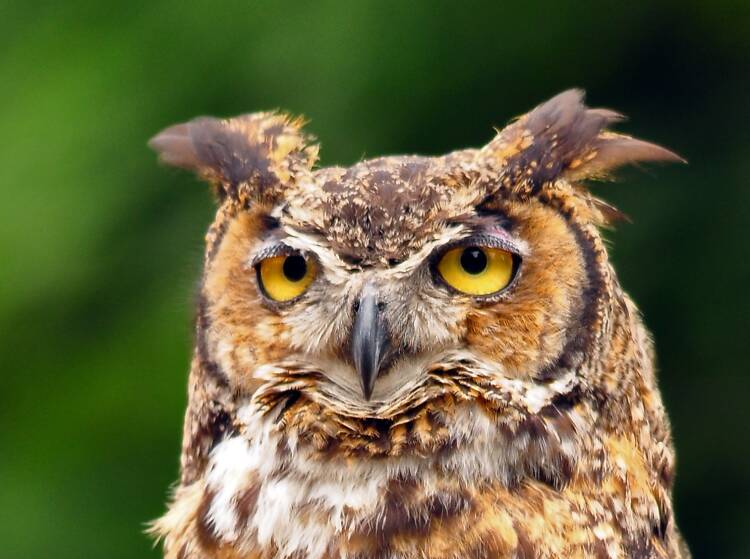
[196,410,665,559]
[198,439,565,559]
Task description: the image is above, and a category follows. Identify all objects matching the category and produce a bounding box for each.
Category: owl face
[151,89,680,452]
[201,172,588,408]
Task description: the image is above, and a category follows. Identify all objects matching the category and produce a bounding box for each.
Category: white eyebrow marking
[383,225,469,278]
[279,226,353,284]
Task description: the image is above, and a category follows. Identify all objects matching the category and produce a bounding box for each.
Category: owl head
[151,90,680,478]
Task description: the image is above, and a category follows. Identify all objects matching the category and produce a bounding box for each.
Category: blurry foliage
[0,1,748,557]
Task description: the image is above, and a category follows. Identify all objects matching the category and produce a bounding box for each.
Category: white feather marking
[206,437,259,542]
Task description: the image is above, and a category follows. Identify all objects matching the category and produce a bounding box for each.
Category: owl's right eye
[255,253,316,302]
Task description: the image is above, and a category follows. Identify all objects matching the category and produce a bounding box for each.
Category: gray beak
[350,287,390,400]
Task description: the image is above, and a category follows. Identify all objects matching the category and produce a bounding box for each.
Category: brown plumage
[149,90,689,558]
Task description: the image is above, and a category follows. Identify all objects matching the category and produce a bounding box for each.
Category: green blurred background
[1,1,748,557]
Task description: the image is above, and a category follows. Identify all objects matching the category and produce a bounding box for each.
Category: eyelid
[250,243,298,267]
[432,232,523,261]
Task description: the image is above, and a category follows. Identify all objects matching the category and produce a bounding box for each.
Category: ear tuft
[149,112,318,205]
[484,89,683,190]
[567,132,685,181]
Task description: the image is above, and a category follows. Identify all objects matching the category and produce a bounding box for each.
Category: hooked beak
[350,287,390,400]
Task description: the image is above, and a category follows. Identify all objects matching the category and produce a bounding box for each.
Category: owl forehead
[283,154,487,264]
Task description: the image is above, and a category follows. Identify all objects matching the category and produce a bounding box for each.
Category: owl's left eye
[436,245,517,296]
[256,253,316,302]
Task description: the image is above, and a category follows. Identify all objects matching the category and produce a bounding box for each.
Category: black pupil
[460,247,487,275]
[283,255,307,282]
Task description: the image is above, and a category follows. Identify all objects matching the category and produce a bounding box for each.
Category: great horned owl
[149,90,688,558]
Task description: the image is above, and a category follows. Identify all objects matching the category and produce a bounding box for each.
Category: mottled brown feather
[149,90,688,559]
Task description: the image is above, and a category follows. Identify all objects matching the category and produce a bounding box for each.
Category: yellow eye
[436,245,515,296]
[256,254,316,302]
